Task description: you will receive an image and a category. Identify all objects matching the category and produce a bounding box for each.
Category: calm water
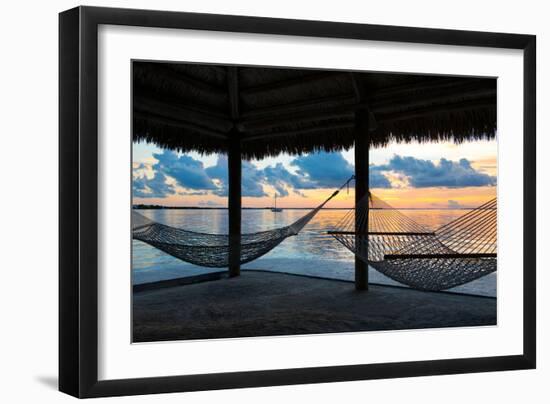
[132,208,496,297]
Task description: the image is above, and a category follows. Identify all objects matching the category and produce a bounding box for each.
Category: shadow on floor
[35,375,58,390]
[133,270,496,343]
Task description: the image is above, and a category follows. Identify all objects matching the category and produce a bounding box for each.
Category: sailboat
[271,193,283,212]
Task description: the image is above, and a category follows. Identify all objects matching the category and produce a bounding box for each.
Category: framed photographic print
[59,6,536,398]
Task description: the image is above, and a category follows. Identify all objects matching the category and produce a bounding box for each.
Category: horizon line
[132,205,476,210]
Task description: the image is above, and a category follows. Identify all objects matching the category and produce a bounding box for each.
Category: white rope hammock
[133,177,354,267]
[329,194,497,291]
[133,175,497,291]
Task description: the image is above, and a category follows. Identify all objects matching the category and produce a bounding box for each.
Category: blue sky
[132,139,497,208]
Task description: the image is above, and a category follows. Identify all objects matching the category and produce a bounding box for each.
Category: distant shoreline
[132,205,475,211]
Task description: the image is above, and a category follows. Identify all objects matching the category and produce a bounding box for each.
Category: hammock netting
[133,177,497,291]
[133,184,346,268]
[330,194,497,291]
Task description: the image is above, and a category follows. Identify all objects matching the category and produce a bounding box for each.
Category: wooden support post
[228,134,241,277]
[227,67,241,278]
[354,108,369,291]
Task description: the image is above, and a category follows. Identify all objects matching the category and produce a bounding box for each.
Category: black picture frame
[59,6,536,398]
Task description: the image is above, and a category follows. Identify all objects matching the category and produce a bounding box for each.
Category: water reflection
[132,208,496,296]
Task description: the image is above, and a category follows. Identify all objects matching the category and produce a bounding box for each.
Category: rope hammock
[329,194,497,291]
[133,174,496,291]
[133,177,354,268]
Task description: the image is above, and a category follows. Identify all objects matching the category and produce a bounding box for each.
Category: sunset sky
[132,138,497,209]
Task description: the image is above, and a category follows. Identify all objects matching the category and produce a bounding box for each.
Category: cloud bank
[133,150,496,199]
[374,155,496,188]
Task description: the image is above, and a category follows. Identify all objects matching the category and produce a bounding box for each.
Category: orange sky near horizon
[134,183,496,210]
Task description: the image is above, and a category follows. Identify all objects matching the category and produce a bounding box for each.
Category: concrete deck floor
[133,270,496,342]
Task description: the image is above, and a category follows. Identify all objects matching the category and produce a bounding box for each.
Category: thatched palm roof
[133,61,496,159]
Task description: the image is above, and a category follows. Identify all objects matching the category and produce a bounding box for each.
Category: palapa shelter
[133,61,496,290]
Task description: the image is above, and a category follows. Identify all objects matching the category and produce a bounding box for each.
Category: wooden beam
[240,72,347,96]
[238,77,493,121]
[240,94,356,119]
[351,73,368,102]
[354,108,369,291]
[134,86,230,118]
[327,231,435,236]
[241,121,354,142]
[239,105,354,132]
[368,77,487,102]
[228,131,242,277]
[238,98,494,146]
[384,253,497,260]
[370,88,496,114]
[238,87,494,133]
[371,78,495,103]
[377,97,496,123]
[238,91,495,134]
[351,72,370,291]
[134,96,233,132]
[135,62,226,97]
[227,67,240,121]
[134,111,229,140]
[226,67,241,277]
